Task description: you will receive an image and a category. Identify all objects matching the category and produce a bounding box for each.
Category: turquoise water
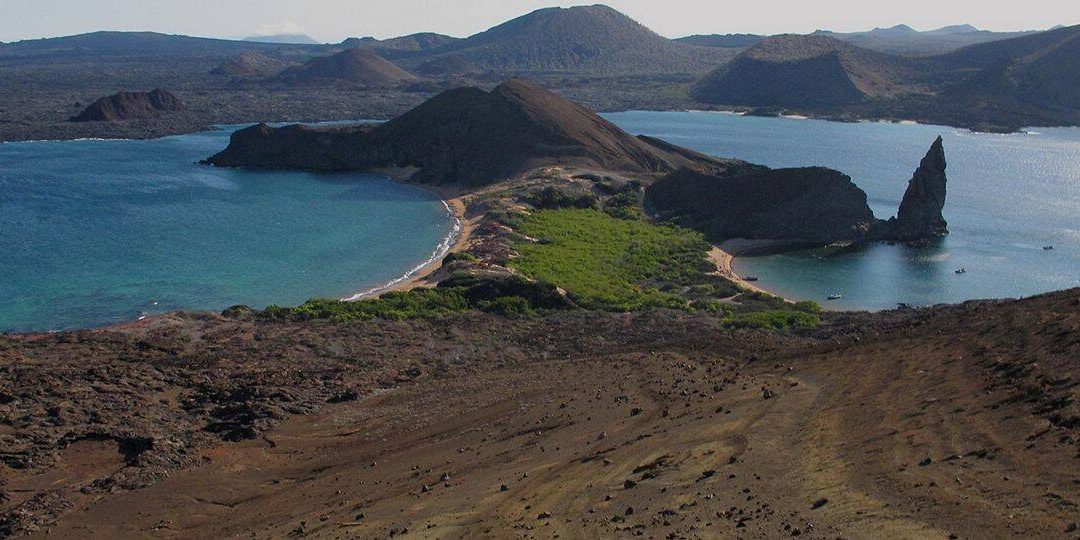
[606,112,1080,310]
[0,127,455,332]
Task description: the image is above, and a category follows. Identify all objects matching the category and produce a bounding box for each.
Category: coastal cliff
[206,79,736,185]
[646,137,949,245]
[646,166,877,243]
[70,89,182,122]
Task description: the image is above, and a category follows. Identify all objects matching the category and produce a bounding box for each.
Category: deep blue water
[606,112,1080,310]
[0,127,455,332]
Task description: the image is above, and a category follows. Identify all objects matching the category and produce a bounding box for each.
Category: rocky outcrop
[872,136,948,240]
[205,79,736,186]
[70,89,182,122]
[646,166,877,243]
[646,137,948,245]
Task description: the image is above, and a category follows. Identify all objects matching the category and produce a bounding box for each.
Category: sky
[1,0,1075,43]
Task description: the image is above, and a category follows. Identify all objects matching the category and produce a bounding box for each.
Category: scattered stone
[624,480,638,489]
[918,457,932,466]
[811,498,829,509]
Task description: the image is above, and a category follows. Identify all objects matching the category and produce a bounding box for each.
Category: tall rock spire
[875,136,948,241]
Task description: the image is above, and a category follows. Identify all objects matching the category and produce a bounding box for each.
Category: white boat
[955,268,967,274]
[827,294,843,301]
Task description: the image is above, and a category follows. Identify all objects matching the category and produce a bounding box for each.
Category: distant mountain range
[0,5,733,76]
[679,24,1044,56]
[0,5,1076,131]
[691,24,1080,131]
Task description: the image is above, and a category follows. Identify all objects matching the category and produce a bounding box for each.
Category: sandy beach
[393,195,475,292]
[349,180,479,299]
[708,238,805,301]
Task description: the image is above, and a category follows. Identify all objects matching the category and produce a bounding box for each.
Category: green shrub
[721,310,820,330]
[793,300,822,315]
[527,186,598,210]
[441,251,478,265]
[691,299,733,315]
[271,288,472,323]
[482,296,536,317]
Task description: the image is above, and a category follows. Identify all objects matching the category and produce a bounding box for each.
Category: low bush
[721,310,820,330]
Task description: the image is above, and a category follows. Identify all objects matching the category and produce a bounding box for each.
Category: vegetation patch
[509,208,721,310]
[260,288,472,323]
[238,271,572,323]
[721,310,820,330]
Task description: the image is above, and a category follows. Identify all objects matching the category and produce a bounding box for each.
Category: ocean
[0,127,455,332]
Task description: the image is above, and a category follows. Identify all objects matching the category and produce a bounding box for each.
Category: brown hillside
[274,48,418,85]
[2,287,1077,537]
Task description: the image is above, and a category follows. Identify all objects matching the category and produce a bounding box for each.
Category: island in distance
[2,5,1079,142]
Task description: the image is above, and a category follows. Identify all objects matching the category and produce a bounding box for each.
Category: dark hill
[691,35,917,108]
[0,31,318,60]
[274,49,418,85]
[645,137,947,244]
[406,5,734,74]
[936,24,1080,69]
[937,25,1080,111]
[70,89,182,122]
[205,79,732,185]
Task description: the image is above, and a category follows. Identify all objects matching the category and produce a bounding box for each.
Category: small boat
[743,276,760,282]
[1043,245,1054,250]
[955,267,966,274]
[827,294,843,301]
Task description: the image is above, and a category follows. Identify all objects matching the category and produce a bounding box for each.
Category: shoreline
[341,179,476,301]
[708,238,812,303]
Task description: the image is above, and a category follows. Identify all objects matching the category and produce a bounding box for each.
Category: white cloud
[252,21,307,37]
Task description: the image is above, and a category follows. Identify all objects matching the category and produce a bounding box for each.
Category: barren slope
[4,289,1078,538]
